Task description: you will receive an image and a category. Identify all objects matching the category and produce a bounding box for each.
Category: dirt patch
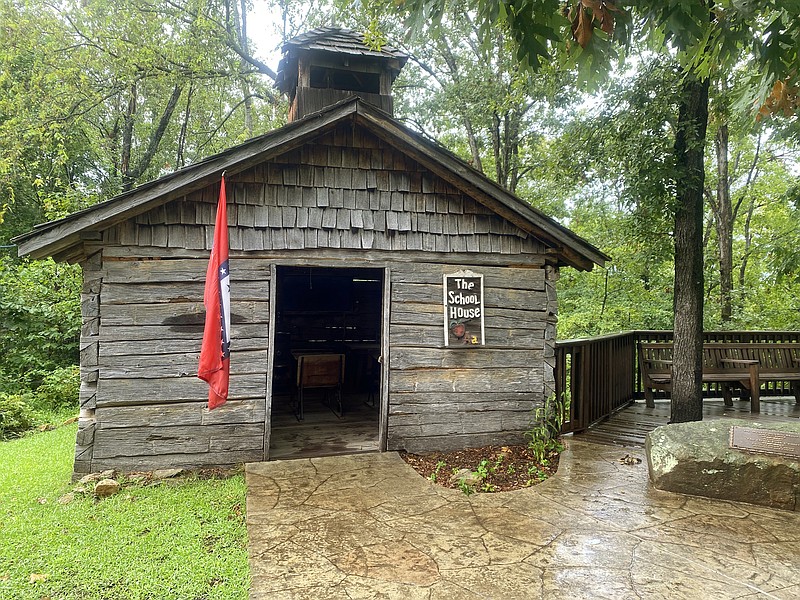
[399,444,560,493]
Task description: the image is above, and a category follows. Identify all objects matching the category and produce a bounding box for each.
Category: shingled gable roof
[15,96,609,270]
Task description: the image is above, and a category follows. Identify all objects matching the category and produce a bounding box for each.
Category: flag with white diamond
[198,175,230,409]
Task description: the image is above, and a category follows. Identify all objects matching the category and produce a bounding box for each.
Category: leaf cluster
[0,256,81,393]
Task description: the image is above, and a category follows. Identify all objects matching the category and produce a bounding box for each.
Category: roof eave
[16,96,608,271]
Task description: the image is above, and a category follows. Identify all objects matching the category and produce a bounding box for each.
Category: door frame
[263,262,389,458]
[378,266,391,451]
[262,262,278,461]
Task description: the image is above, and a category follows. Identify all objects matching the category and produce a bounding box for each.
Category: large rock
[94,478,120,498]
[646,419,800,511]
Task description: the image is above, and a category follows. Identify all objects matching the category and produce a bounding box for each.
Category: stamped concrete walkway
[246,440,800,599]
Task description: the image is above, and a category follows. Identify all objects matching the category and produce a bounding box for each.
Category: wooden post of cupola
[276,27,408,122]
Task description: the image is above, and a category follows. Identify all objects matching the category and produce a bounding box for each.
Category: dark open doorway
[269,266,383,459]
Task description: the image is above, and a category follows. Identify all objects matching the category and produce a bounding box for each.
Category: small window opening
[309,66,380,94]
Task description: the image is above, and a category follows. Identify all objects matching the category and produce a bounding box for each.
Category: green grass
[0,424,249,599]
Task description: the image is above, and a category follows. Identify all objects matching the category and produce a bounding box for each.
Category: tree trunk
[736,132,761,308]
[236,0,253,135]
[124,84,184,191]
[439,45,483,172]
[491,111,504,186]
[177,84,193,169]
[738,194,757,298]
[714,123,733,322]
[671,72,709,423]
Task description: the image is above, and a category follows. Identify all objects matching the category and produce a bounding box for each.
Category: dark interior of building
[269,266,383,458]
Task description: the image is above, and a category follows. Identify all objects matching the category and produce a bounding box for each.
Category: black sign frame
[443,270,485,347]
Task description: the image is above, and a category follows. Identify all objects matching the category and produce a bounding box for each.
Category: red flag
[198,176,231,410]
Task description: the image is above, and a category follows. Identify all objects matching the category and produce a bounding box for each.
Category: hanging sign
[443,270,485,347]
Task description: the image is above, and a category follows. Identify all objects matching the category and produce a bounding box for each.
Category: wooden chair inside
[295,354,345,421]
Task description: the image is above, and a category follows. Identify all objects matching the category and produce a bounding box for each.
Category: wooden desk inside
[292,353,345,420]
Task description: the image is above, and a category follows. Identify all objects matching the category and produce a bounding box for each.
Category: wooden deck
[576,396,800,448]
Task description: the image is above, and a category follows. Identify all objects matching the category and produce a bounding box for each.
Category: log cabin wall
[387,262,549,453]
[74,251,101,473]
[74,121,554,472]
[86,255,271,472]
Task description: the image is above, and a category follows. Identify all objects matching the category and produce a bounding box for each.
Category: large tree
[0,0,283,239]
[396,0,800,422]
[0,0,283,393]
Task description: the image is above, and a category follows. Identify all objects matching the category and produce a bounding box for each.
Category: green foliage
[398,0,630,87]
[548,54,800,337]
[0,393,37,438]
[31,365,80,412]
[428,459,447,483]
[0,424,250,599]
[526,393,567,464]
[456,476,475,496]
[0,365,79,438]
[0,364,78,439]
[399,1,800,105]
[0,0,284,246]
[526,463,549,485]
[0,256,80,391]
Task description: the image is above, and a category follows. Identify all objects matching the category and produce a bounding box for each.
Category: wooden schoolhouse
[16,28,607,474]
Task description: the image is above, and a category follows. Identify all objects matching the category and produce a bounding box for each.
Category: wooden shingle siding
[105,123,544,257]
[386,262,549,453]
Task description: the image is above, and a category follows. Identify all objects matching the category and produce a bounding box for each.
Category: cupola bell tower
[276,27,408,123]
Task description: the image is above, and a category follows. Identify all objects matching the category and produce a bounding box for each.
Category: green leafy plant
[0,257,80,392]
[526,464,548,486]
[525,393,568,464]
[31,365,80,411]
[0,392,37,438]
[475,459,490,480]
[492,453,505,472]
[429,460,447,483]
[456,477,474,496]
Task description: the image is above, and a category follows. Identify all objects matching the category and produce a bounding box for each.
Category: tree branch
[125,83,184,189]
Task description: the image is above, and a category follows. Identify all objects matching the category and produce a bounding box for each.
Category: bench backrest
[639,343,737,376]
[639,343,673,378]
[718,343,800,375]
[640,342,800,378]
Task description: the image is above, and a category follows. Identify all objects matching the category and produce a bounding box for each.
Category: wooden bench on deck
[724,343,800,405]
[639,342,800,413]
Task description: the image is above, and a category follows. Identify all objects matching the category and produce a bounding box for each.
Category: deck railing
[555,330,800,433]
[555,332,637,433]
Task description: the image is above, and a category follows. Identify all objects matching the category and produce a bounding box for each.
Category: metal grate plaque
[729,426,800,460]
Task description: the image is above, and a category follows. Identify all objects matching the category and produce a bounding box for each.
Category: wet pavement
[246,440,800,599]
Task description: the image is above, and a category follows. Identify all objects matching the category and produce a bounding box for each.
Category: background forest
[2,0,799,432]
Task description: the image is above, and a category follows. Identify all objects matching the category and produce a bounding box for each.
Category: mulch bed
[399,443,560,493]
